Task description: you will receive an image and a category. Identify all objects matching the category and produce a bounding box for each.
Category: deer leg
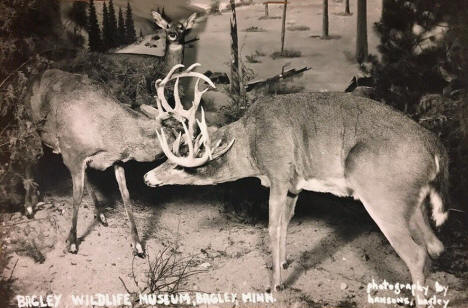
[280,192,299,270]
[85,178,108,226]
[66,166,86,254]
[23,162,40,218]
[359,195,429,307]
[114,164,144,257]
[268,182,289,292]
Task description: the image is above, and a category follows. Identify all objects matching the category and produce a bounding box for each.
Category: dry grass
[245,54,261,63]
[243,26,266,32]
[287,25,310,31]
[270,49,302,59]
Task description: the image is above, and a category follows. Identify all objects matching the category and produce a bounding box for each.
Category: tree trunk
[356,0,368,63]
[381,0,390,21]
[280,1,288,55]
[345,0,351,14]
[322,0,329,38]
[230,0,241,108]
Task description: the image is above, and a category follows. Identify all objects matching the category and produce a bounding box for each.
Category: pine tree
[102,2,111,50]
[68,1,88,34]
[117,7,126,45]
[125,2,136,44]
[108,0,118,47]
[367,0,447,111]
[87,0,101,52]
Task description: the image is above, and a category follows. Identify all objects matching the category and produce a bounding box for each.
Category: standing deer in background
[152,11,197,72]
[145,70,449,303]
[26,64,213,256]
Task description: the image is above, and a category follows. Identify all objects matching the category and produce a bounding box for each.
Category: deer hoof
[68,243,78,254]
[281,260,290,270]
[25,206,34,219]
[266,284,284,293]
[98,213,108,227]
[133,242,145,258]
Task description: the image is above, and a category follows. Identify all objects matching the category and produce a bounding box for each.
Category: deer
[151,10,197,72]
[25,64,214,257]
[144,67,449,304]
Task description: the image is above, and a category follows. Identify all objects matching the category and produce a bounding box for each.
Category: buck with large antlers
[26,64,213,256]
[145,74,449,301]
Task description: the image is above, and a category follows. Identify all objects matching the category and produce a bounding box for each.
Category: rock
[340,282,348,290]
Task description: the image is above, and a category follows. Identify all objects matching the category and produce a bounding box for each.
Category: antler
[155,63,235,168]
[154,63,215,139]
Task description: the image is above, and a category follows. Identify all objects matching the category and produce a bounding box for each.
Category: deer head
[152,11,197,45]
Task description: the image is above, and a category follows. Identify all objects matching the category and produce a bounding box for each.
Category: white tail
[145,77,449,301]
[26,65,212,256]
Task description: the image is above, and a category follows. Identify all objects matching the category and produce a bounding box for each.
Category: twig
[2,217,49,227]
[8,258,19,281]
[0,58,34,90]
[118,276,132,294]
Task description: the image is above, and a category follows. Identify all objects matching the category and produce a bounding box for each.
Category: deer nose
[167,32,177,41]
[144,172,162,187]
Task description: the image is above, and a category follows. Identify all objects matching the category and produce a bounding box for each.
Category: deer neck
[164,42,184,72]
[126,116,163,162]
[201,120,259,184]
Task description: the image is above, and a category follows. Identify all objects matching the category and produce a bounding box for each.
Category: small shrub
[258,16,281,20]
[287,25,310,31]
[243,26,266,32]
[255,50,266,57]
[120,246,205,303]
[270,49,302,59]
[245,54,261,63]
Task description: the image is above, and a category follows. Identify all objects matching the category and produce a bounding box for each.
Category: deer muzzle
[144,171,163,187]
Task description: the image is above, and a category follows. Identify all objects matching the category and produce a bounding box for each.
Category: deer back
[247,93,443,187]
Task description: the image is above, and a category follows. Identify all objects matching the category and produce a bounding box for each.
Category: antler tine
[155,64,185,113]
[173,77,187,117]
[172,132,182,155]
[196,107,212,159]
[186,63,201,72]
[181,120,194,157]
[156,126,211,168]
[162,64,185,84]
[155,96,168,120]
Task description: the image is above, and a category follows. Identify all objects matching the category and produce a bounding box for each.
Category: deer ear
[152,11,169,29]
[183,13,197,30]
